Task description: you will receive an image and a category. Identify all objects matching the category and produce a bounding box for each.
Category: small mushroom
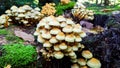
[60,22,67,27]
[37,34,45,43]
[73,24,82,33]
[71,64,79,68]
[49,37,58,44]
[54,51,64,59]
[50,28,61,35]
[56,32,65,40]
[65,34,75,42]
[87,58,101,68]
[80,31,86,38]
[43,41,52,47]
[62,25,73,33]
[54,44,60,51]
[77,58,86,66]
[82,50,93,59]
[41,31,51,39]
[59,42,67,50]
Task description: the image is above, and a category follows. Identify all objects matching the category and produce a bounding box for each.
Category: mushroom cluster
[0,14,10,28]
[60,0,70,5]
[34,15,101,68]
[71,50,101,68]
[5,5,43,26]
[34,15,86,60]
[41,3,56,16]
[72,1,94,20]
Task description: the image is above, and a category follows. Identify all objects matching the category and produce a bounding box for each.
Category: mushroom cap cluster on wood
[41,3,56,16]
[34,15,86,60]
[34,15,101,68]
[3,5,43,26]
[72,1,94,20]
[0,14,10,28]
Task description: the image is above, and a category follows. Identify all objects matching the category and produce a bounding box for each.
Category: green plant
[55,1,75,15]
[0,29,8,35]
[0,43,37,67]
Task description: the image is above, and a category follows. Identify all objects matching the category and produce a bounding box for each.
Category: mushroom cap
[49,20,60,27]
[82,50,93,59]
[34,7,41,11]
[73,24,82,33]
[56,32,65,40]
[71,59,78,63]
[54,45,60,51]
[43,41,52,47]
[18,14,25,17]
[65,34,75,42]
[8,19,12,22]
[77,58,86,66]
[75,35,82,42]
[62,25,73,33]
[5,10,11,14]
[66,46,72,52]
[49,37,58,44]
[70,54,77,59]
[22,5,32,10]
[54,51,64,59]
[15,17,20,20]
[23,20,28,24]
[41,31,51,39]
[37,21,46,28]
[66,19,75,25]
[34,28,40,36]
[50,28,61,35]
[59,42,67,50]
[56,16,66,22]
[71,64,79,68]
[37,34,45,43]
[87,58,101,68]
[10,5,18,10]
[72,45,78,51]
[69,51,76,56]
[18,8,25,13]
[80,31,87,38]
[60,22,67,27]
[44,24,51,29]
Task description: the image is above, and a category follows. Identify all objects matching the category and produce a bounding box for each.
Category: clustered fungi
[60,0,70,5]
[0,14,10,28]
[71,50,101,68]
[34,15,101,68]
[0,5,43,27]
[72,1,94,20]
[41,3,56,16]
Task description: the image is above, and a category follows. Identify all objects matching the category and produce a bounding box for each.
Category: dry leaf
[14,30,34,42]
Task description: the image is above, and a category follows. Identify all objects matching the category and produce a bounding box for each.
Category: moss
[0,29,8,35]
[0,43,37,67]
[55,1,75,15]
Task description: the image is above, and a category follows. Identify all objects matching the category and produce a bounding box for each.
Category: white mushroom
[87,58,101,68]
[54,51,64,59]
[50,28,61,35]
[82,50,93,59]
[56,32,65,40]
[43,41,52,47]
[59,42,67,50]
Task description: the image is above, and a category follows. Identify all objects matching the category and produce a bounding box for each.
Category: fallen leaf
[80,20,93,29]
[14,30,35,42]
